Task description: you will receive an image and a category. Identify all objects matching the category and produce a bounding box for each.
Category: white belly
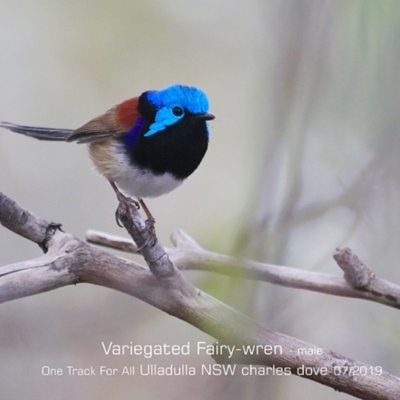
[114,164,183,198]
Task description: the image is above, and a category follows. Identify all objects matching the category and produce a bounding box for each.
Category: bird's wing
[67,97,141,144]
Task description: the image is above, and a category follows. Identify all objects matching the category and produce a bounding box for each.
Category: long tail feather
[0,122,73,141]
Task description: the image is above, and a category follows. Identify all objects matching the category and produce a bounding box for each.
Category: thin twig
[86,229,400,309]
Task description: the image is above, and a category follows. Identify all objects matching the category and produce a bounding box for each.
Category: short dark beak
[194,112,215,121]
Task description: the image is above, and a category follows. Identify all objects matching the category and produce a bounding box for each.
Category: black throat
[122,94,209,180]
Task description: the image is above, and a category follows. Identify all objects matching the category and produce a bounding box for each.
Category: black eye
[172,106,184,117]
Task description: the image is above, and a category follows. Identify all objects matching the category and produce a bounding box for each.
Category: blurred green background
[1,1,400,399]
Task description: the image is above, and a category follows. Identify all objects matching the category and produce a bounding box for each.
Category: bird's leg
[138,199,156,244]
[139,199,155,224]
[108,181,140,227]
[109,180,140,208]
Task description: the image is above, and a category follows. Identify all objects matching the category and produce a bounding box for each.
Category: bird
[0,84,215,221]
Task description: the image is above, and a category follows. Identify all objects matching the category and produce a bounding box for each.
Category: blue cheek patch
[144,107,182,137]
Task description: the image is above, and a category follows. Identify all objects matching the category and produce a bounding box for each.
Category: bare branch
[86,229,400,310]
[86,229,138,253]
[1,190,400,399]
[0,190,58,249]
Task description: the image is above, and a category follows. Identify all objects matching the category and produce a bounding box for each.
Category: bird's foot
[108,181,157,251]
[115,199,141,227]
[109,181,140,227]
[109,181,155,226]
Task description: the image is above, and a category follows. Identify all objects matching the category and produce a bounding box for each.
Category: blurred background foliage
[1,1,400,399]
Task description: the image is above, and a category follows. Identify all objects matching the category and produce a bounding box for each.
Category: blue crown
[147,84,209,114]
